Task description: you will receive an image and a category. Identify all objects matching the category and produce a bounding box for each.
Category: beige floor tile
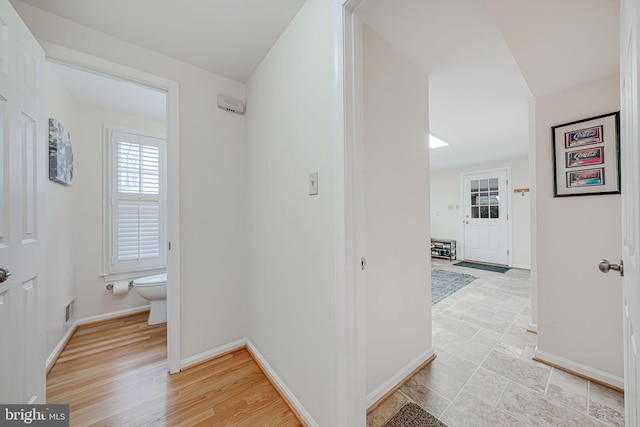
[441,391,528,427]
[545,368,588,413]
[434,323,499,365]
[498,381,607,426]
[481,345,551,394]
[588,382,624,427]
[493,341,536,362]
[406,356,474,400]
[474,327,502,342]
[445,354,478,376]
[433,311,480,338]
[399,381,450,418]
[366,390,409,427]
[500,322,538,351]
[463,367,509,405]
[500,295,530,313]
[458,306,518,334]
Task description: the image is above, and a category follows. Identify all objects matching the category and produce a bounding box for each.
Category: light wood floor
[47,312,302,426]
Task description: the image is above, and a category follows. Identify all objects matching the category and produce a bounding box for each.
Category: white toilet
[132,273,167,325]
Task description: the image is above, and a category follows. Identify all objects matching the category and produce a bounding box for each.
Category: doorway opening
[42,43,181,375]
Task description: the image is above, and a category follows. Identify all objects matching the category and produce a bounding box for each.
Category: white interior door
[0,0,46,403]
[462,170,510,266]
[620,0,640,424]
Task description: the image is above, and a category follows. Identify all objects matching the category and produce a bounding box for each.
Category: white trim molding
[512,264,532,270]
[333,0,368,425]
[366,348,435,408]
[40,41,182,375]
[77,305,151,326]
[246,339,318,427]
[180,338,247,371]
[533,348,624,390]
[46,322,77,372]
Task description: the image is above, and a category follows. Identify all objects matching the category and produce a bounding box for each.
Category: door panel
[0,0,46,404]
[463,170,510,265]
[621,0,639,424]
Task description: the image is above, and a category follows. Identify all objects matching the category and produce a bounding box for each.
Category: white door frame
[620,0,639,422]
[333,0,371,425]
[459,167,513,266]
[40,42,182,374]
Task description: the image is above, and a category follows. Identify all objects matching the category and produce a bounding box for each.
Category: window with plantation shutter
[106,128,166,275]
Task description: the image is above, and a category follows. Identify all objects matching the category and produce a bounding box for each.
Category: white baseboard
[512,264,531,270]
[533,348,623,390]
[366,348,435,408]
[527,322,538,333]
[180,338,247,370]
[246,339,318,427]
[76,305,151,326]
[46,320,79,372]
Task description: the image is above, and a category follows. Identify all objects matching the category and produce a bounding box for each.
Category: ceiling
[362,0,620,170]
[16,0,307,83]
[16,0,620,171]
[49,62,166,122]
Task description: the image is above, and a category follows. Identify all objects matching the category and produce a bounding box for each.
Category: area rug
[454,261,510,273]
[382,402,447,427]
[431,269,476,304]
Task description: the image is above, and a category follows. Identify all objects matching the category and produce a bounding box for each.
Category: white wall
[13,1,248,361]
[44,64,77,356]
[71,106,164,319]
[363,26,432,400]
[535,74,623,381]
[245,0,336,424]
[430,156,531,268]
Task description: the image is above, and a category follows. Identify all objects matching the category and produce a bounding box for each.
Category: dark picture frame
[552,112,620,197]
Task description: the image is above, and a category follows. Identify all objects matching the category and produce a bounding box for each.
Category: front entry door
[620,0,640,423]
[462,170,510,266]
[0,0,46,403]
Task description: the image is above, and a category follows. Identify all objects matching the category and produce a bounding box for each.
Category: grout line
[586,381,591,416]
[543,367,553,396]
[398,389,414,405]
[495,379,510,404]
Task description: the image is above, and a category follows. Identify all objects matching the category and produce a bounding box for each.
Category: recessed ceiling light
[429,134,449,149]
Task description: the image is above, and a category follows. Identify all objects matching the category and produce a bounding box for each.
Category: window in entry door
[470,178,500,219]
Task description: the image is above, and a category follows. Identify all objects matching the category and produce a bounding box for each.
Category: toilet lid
[133,273,167,287]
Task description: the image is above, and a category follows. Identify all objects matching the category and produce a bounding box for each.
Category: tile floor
[367,259,625,427]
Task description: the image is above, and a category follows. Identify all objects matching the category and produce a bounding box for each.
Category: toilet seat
[133,273,167,287]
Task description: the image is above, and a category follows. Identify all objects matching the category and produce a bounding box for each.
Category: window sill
[101,267,166,283]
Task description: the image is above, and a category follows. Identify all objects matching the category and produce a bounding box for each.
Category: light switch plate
[309,172,318,195]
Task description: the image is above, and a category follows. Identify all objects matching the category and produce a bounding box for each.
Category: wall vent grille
[64,299,75,325]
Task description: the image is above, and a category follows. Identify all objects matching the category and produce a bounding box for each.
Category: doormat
[432,269,477,305]
[382,402,447,427]
[454,261,510,273]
